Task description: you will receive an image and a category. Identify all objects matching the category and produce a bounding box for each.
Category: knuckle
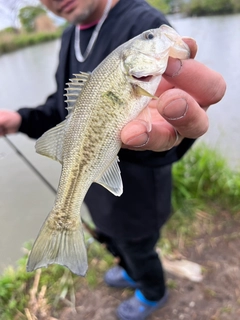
[191,118,209,139]
[197,120,209,137]
[208,74,227,105]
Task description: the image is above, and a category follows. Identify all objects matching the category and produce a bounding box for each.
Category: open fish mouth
[132,75,153,82]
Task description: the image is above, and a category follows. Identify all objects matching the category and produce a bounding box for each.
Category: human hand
[121,38,226,151]
[0,110,22,136]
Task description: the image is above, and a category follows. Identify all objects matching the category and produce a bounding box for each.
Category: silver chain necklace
[74,0,112,62]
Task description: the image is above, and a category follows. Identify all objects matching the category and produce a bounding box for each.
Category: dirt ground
[55,210,240,320]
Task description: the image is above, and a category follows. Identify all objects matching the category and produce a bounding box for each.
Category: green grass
[172,144,240,212]
[1,143,240,319]
[0,239,113,319]
[159,143,240,251]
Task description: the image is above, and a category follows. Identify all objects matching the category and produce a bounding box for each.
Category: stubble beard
[70,6,95,25]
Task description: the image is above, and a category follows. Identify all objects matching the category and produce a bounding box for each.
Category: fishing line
[4,135,57,194]
[3,135,98,240]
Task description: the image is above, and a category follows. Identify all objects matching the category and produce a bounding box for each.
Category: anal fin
[95,156,123,196]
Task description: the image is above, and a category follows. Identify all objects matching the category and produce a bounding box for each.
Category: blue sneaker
[104,266,140,289]
[116,289,168,320]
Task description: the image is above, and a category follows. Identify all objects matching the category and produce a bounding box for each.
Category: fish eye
[145,32,154,40]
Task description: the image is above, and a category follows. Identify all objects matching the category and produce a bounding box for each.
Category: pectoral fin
[132,83,158,100]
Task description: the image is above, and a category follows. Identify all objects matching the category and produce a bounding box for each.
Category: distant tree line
[147,0,240,15]
[19,5,46,32]
[183,0,240,16]
[0,2,62,55]
[0,0,41,30]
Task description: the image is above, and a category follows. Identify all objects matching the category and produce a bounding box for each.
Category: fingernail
[164,58,182,77]
[125,133,149,148]
[163,98,188,120]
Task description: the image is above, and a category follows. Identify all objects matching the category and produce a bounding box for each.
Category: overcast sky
[0,0,65,30]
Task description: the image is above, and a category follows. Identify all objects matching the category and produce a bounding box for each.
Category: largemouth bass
[27,25,190,276]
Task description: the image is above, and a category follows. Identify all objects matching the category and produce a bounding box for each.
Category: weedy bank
[0,144,240,319]
[0,28,62,55]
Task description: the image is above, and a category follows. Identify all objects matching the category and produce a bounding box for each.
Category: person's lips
[59,0,76,14]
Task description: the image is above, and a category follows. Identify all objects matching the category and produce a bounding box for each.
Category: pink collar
[79,20,100,30]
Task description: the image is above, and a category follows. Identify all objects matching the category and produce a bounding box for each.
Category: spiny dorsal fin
[36,72,91,163]
[73,72,90,79]
[64,72,91,116]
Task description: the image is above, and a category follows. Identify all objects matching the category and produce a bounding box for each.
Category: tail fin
[27,217,88,276]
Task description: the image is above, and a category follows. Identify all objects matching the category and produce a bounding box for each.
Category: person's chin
[61,10,78,24]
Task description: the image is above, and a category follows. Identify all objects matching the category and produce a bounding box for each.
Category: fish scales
[55,59,131,208]
[53,52,139,213]
[27,25,190,276]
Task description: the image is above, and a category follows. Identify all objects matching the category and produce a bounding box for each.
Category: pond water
[0,14,239,271]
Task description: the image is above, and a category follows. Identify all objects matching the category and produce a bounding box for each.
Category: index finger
[162,58,226,107]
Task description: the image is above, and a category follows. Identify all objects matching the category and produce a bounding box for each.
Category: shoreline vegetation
[1,144,240,319]
[148,0,240,15]
[0,27,62,56]
[0,0,240,56]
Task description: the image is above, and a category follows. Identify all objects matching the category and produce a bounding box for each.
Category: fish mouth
[132,75,153,82]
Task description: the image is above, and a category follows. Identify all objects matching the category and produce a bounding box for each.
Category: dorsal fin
[36,72,91,163]
[64,72,91,116]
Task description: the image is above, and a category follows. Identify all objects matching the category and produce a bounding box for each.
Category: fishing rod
[4,135,57,194]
